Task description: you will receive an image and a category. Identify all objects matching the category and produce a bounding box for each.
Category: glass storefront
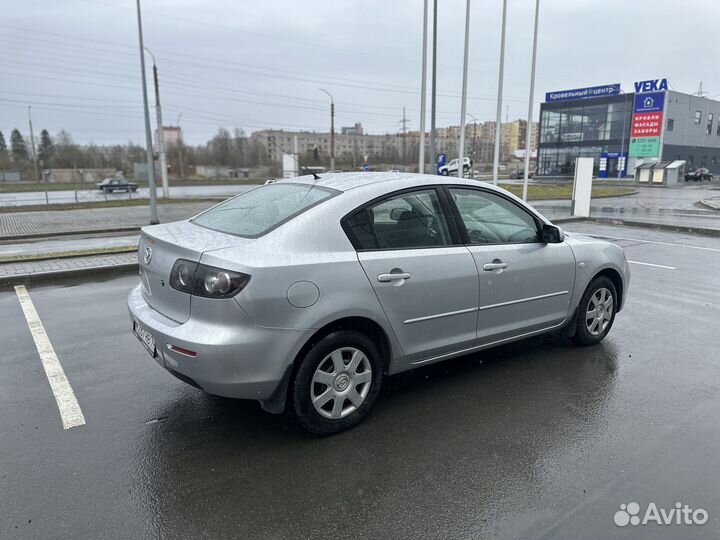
[538,94,633,176]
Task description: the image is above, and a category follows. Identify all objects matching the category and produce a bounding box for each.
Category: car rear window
[191,182,338,237]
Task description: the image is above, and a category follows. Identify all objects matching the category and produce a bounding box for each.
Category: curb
[0,226,142,243]
[556,217,720,238]
[0,248,138,264]
[528,189,639,203]
[0,262,138,289]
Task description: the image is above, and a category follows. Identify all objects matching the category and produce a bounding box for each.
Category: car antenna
[266,137,321,180]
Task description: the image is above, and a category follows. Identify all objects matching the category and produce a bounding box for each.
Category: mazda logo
[143,246,153,265]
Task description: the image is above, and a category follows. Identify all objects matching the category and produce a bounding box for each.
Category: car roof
[276,171,495,193]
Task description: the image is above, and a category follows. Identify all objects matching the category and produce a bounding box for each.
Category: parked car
[684,168,713,181]
[439,157,472,176]
[128,172,630,435]
[96,177,138,193]
[509,169,534,180]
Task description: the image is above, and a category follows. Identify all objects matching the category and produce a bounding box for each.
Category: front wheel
[572,276,617,346]
[291,330,383,435]
[441,169,448,176]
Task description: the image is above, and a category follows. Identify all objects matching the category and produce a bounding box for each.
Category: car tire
[291,330,383,436]
[572,276,618,346]
[441,169,448,176]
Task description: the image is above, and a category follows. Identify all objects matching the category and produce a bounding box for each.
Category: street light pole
[458,0,471,179]
[135,0,159,224]
[522,0,540,202]
[618,90,628,180]
[319,88,335,171]
[492,0,508,186]
[429,0,438,174]
[418,0,429,174]
[144,47,169,198]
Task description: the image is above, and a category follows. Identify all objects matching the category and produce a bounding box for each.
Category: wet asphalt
[1,223,719,539]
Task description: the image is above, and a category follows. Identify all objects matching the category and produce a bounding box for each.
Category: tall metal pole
[618,90,628,179]
[176,113,184,179]
[492,0,508,186]
[457,0,471,178]
[418,0,429,173]
[27,106,40,181]
[136,0,159,224]
[145,48,169,198]
[319,88,335,171]
[429,0,438,174]
[522,0,540,201]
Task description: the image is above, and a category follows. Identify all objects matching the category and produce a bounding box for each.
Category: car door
[445,186,576,344]
[344,187,479,363]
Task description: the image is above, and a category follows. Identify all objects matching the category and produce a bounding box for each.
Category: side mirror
[542,223,564,243]
[389,208,406,221]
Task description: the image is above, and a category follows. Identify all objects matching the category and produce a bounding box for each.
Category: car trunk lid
[138,221,249,323]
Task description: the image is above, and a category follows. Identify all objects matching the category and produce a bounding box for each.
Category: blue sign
[362,163,369,172]
[545,83,621,102]
[598,152,628,178]
[436,153,447,175]
[634,78,668,93]
[633,92,665,113]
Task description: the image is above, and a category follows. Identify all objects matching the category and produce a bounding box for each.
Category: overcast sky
[2,0,719,145]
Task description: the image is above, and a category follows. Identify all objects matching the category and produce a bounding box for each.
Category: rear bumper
[127,283,307,401]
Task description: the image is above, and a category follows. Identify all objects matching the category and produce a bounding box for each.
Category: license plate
[133,320,157,357]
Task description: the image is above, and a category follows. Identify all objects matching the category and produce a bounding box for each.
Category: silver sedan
[128,173,630,435]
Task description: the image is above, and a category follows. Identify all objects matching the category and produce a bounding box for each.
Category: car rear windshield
[191,182,338,237]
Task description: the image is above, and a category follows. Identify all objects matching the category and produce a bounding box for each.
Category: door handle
[377,272,412,282]
[483,260,508,271]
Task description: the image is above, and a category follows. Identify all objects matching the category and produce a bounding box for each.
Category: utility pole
[418,0,428,173]
[429,0,438,174]
[176,113,184,179]
[492,0,508,186]
[319,88,335,170]
[399,107,409,164]
[522,0,540,202]
[467,113,478,179]
[145,48,169,198]
[135,0,159,224]
[27,106,40,181]
[458,0,471,178]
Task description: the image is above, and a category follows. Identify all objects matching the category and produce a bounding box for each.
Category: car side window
[449,188,540,244]
[345,189,452,250]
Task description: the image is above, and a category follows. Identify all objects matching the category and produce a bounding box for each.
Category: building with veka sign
[537,78,720,178]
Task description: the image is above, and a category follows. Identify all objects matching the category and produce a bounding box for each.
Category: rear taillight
[169,259,251,299]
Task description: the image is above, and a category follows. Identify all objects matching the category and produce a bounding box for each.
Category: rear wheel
[572,276,617,346]
[291,330,383,435]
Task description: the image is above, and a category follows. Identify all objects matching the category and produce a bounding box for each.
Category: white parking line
[586,233,720,253]
[14,285,85,430]
[627,260,677,270]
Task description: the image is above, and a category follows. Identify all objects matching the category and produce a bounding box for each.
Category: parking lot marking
[586,233,720,253]
[14,285,86,430]
[627,260,677,270]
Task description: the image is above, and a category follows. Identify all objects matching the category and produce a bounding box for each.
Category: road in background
[0,184,258,207]
[1,224,719,539]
